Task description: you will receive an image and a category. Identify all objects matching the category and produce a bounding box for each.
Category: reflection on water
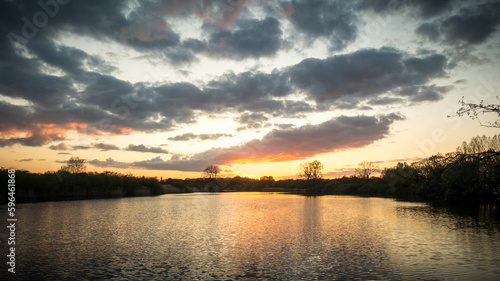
[2,193,500,280]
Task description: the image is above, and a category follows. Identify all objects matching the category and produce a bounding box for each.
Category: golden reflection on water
[7,193,500,280]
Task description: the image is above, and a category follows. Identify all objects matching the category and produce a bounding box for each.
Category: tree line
[2,134,498,206]
[0,164,164,204]
[382,134,500,205]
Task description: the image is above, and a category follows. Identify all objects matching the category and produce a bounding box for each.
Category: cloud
[50,142,167,153]
[168,133,233,141]
[204,17,285,59]
[236,113,269,131]
[408,0,453,18]
[0,47,446,148]
[285,0,358,50]
[49,142,120,151]
[369,97,404,106]
[416,2,500,46]
[88,158,130,169]
[126,144,169,154]
[94,142,120,151]
[151,0,247,29]
[287,48,448,104]
[358,0,452,18]
[0,1,471,151]
[73,145,92,150]
[17,158,33,162]
[0,130,65,147]
[91,114,404,172]
[415,22,440,41]
[323,168,357,178]
[440,2,500,45]
[396,84,453,103]
[49,143,70,151]
[0,46,446,148]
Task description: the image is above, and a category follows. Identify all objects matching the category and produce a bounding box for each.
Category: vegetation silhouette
[202,165,223,192]
[298,160,324,187]
[355,161,378,180]
[1,134,498,207]
[453,96,500,128]
[60,157,87,174]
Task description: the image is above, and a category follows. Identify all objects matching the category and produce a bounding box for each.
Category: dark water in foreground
[1,193,500,280]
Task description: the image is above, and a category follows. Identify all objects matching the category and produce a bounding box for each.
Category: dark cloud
[397,84,453,103]
[94,142,120,151]
[0,46,447,148]
[416,2,500,46]
[0,101,32,133]
[369,97,404,106]
[0,47,447,148]
[150,0,248,29]
[358,0,452,18]
[236,113,269,131]
[274,124,294,130]
[408,0,453,18]
[73,145,92,150]
[17,158,33,162]
[116,11,180,51]
[205,17,285,59]
[440,2,500,45]
[126,144,169,154]
[403,54,447,77]
[288,48,447,103]
[415,22,440,41]
[81,73,135,107]
[168,133,233,141]
[356,0,397,13]
[286,0,358,50]
[0,57,76,107]
[1,0,276,65]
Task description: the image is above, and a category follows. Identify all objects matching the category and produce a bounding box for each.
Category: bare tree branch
[299,160,324,181]
[450,96,500,128]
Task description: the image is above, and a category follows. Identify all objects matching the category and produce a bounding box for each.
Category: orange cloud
[88,114,403,172]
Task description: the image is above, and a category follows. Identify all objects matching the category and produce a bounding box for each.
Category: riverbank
[2,167,499,209]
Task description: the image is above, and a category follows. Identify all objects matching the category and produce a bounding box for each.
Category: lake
[2,193,500,280]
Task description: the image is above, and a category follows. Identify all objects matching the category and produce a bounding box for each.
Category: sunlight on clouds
[0,94,34,107]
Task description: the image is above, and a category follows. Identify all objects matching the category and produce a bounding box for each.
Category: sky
[1,0,500,179]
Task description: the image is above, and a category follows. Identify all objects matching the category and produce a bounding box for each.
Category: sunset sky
[1,0,499,179]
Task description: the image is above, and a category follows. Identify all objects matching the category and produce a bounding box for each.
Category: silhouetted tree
[456,134,500,154]
[454,97,500,128]
[203,165,220,180]
[260,176,275,181]
[299,160,324,181]
[60,157,86,174]
[355,161,378,179]
[382,162,417,194]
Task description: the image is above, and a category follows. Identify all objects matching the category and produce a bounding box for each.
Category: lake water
[2,193,500,280]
